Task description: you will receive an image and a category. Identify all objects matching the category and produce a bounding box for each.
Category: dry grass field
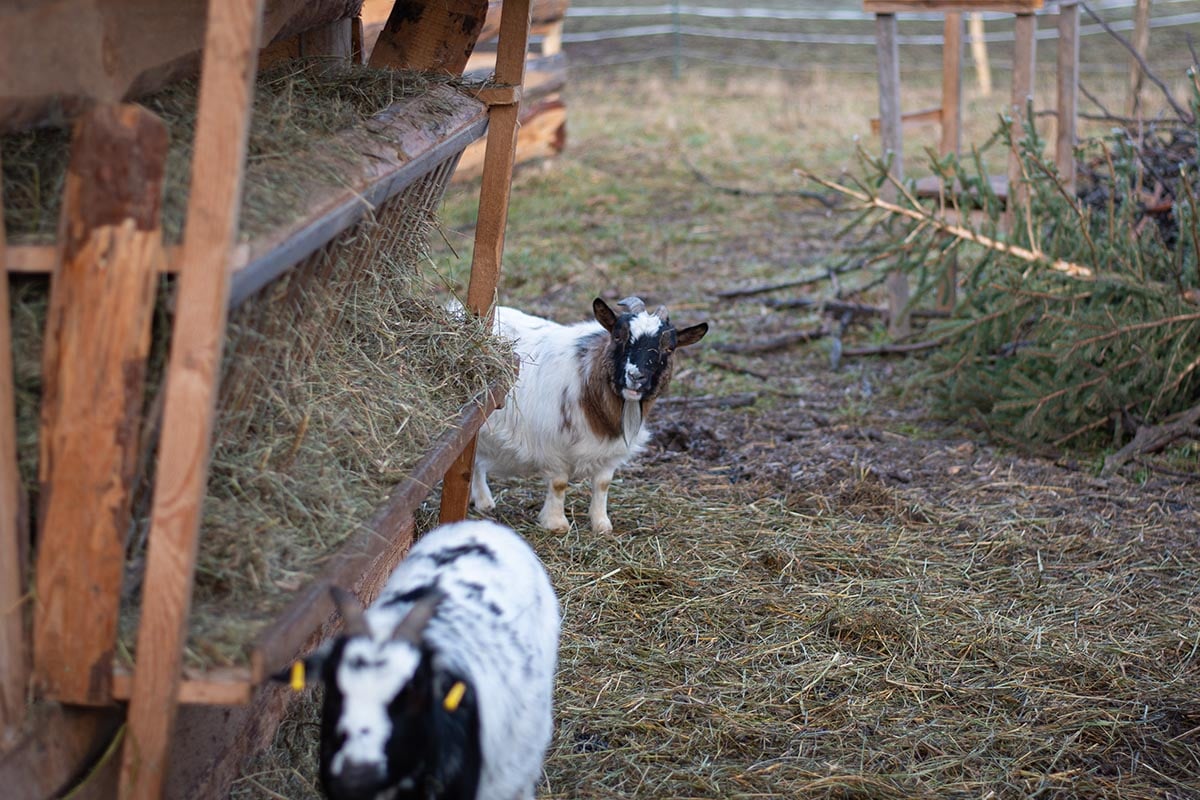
[234,29,1200,800]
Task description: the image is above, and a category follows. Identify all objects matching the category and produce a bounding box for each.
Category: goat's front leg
[470,460,495,512]
[589,469,615,534]
[538,475,570,533]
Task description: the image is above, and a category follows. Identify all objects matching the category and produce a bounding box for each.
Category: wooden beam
[1127,0,1151,118]
[868,106,944,135]
[368,0,489,75]
[1056,0,1080,194]
[941,12,962,157]
[0,152,28,746]
[111,666,252,706]
[1007,11,1037,223]
[874,12,910,338]
[118,0,264,796]
[32,103,167,707]
[864,1,1042,11]
[300,16,353,59]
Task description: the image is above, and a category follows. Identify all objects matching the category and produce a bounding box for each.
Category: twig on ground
[765,296,951,320]
[841,338,949,358]
[658,391,759,409]
[682,153,840,208]
[703,358,773,380]
[1102,403,1200,476]
[715,326,830,355]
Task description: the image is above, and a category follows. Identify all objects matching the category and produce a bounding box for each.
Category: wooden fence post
[32,103,168,707]
[1006,10,1037,227]
[369,0,489,75]
[874,12,910,338]
[0,154,29,746]
[118,0,264,796]
[1127,0,1151,118]
[1056,0,1080,195]
[968,12,992,96]
[440,0,534,522]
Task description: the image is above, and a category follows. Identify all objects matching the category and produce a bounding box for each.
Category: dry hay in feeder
[3,60,513,670]
[1,58,471,242]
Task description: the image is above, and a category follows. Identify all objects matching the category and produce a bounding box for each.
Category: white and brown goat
[472,296,708,533]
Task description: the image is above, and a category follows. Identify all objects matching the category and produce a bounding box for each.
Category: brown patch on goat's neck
[581,338,624,440]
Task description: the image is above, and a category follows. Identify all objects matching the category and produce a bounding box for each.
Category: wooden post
[1127,0,1152,118]
[439,0,534,522]
[968,12,992,96]
[118,0,264,796]
[1056,0,1080,195]
[0,154,28,746]
[301,17,353,60]
[939,11,963,309]
[32,103,167,707]
[875,12,910,338]
[1007,11,1037,225]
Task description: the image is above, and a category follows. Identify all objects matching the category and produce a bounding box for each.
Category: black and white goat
[282,520,560,800]
[472,296,708,533]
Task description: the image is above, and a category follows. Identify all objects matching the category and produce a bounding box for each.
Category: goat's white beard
[621,399,643,445]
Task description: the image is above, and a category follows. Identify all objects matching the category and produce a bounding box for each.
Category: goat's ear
[331,586,371,638]
[269,643,332,691]
[593,297,618,332]
[676,322,709,348]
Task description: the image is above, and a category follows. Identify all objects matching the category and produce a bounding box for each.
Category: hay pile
[2,60,514,669]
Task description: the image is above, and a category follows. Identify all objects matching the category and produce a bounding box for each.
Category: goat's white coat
[473,305,662,533]
[330,520,560,800]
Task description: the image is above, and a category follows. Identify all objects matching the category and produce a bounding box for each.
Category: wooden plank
[874,12,910,338]
[477,0,569,43]
[118,0,264,796]
[1007,11,1037,222]
[6,244,180,275]
[1056,0,1079,194]
[0,0,363,134]
[1127,0,1151,117]
[368,0,489,75]
[864,0,1042,12]
[0,704,122,798]
[300,16,353,59]
[253,380,509,679]
[111,666,252,706]
[0,152,28,746]
[455,98,566,182]
[32,103,167,707]
[968,12,992,95]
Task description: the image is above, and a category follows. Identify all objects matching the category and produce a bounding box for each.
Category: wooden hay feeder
[0,0,535,797]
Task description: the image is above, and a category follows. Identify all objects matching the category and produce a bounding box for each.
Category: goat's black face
[593,297,708,401]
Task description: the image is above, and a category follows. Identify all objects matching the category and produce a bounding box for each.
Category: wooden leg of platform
[118,1,264,798]
[438,0,532,528]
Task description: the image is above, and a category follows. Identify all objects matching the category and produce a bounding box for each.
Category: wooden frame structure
[0,0,535,795]
[865,0,1079,323]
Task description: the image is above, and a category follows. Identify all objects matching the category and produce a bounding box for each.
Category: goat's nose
[328,760,388,799]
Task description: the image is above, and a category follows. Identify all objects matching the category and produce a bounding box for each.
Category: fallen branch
[658,391,759,409]
[1101,403,1200,476]
[703,358,773,380]
[714,326,829,355]
[765,296,951,319]
[841,338,949,358]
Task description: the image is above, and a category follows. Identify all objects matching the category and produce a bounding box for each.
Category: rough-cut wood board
[369,0,489,74]
[0,704,123,799]
[868,106,943,135]
[1006,11,1036,221]
[118,0,264,796]
[940,12,962,157]
[0,153,27,747]
[253,379,510,679]
[0,0,363,133]
[111,666,253,706]
[874,12,911,338]
[914,173,1008,200]
[864,0,1042,11]
[33,103,167,707]
[228,85,488,307]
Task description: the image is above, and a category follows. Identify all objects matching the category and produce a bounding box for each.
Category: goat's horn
[653,305,670,321]
[330,586,371,638]
[617,296,646,314]
[390,589,444,645]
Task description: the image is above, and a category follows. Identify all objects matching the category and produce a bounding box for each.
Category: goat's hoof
[539,514,570,534]
[472,498,496,513]
[591,518,613,535]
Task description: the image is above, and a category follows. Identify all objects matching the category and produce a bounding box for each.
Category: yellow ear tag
[443,681,466,712]
[290,661,306,692]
